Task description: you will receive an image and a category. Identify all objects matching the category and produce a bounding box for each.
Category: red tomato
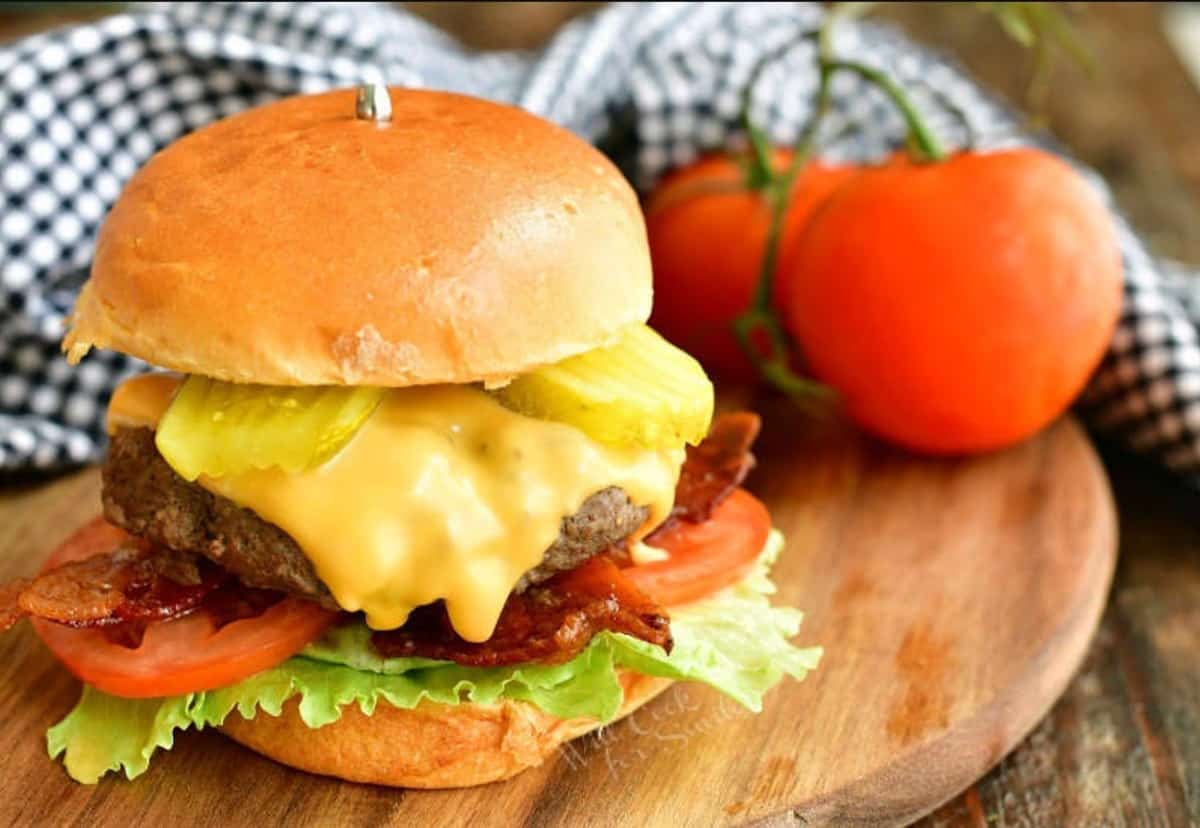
[629,488,771,606]
[646,152,856,380]
[779,148,1122,454]
[32,517,338,699]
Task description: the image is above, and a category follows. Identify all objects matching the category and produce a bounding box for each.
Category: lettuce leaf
[47,530,820,783]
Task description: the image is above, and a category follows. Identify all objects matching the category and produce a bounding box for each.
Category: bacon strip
[665,411,761,525]
[97,580,287,649]
[202,582,288,631]
[372,556,672,666]
[0,542,286,647]
[15,545,221,628]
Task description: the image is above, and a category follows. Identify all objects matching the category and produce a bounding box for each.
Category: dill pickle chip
[493,324,714,448]
[155,377,385,481]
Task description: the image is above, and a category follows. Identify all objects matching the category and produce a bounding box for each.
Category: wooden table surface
[2,3,1199,826]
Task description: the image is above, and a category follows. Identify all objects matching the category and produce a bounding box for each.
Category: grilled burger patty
[101,428,651,608]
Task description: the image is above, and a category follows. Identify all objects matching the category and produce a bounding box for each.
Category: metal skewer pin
[355,83,392,122]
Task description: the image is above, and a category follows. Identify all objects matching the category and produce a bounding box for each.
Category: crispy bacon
[663,411,760,527]
[202,582,287,631]
[0,542,286,647]
[98,580,286,649]
[372,556,672,666]
[14,544,221,628]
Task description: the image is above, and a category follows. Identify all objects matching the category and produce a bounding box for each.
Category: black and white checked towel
[2,2,1198,485]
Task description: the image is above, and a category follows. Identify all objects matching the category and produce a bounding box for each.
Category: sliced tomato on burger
[32,517,337,699]
[626,488,770,607]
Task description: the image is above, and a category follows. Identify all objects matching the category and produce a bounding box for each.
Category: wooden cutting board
[0,404,1116,827]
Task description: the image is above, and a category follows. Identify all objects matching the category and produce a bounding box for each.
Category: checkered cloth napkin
[2,2,1198,484]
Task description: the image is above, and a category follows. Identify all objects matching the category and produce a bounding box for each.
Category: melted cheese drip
[629,540,670,565]
[108,375,683,642]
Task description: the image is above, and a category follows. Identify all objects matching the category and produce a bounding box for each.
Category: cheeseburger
[2,87,819,786]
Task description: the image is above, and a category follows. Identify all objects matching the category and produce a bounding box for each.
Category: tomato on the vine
[646,151,855,381]
[777,148,1122,453]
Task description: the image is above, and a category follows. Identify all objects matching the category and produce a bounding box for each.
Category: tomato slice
[31,517,338,699]
[627,488,771,607]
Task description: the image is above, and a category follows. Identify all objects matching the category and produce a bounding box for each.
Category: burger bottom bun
[219,669,673,788]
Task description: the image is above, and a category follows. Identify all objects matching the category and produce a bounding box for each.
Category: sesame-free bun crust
[219,670,672,788]
[65,88,651,386]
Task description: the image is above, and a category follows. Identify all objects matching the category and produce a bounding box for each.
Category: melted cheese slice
[108,374,683,641]
[107,372,182,433]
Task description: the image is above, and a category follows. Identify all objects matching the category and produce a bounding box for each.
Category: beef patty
[101,428,650,608]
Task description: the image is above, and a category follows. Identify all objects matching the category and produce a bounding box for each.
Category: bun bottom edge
[219,669,674,788]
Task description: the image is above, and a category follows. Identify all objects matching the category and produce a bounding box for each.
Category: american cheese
[107,374,683,642]
[107,372,182,433]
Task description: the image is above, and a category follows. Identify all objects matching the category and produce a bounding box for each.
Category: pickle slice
[155,377,385,481]
[493,324,714,448]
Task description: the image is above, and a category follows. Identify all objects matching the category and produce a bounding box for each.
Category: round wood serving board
[0,405,1116,827]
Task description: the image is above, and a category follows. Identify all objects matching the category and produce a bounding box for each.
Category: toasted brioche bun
[219,669,672,788]
[65,88,651,386]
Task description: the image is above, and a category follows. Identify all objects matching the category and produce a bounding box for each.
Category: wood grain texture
[0,407,1115,826]
[916,452,1200,828]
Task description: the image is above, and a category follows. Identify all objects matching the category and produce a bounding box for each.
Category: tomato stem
[783,61,834,182]
[729,155,831,398]
[731,310,832,398]
[823,59,948,162]
[738,30,821,191]
[730,1,948,397]
[730,16,843,398]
